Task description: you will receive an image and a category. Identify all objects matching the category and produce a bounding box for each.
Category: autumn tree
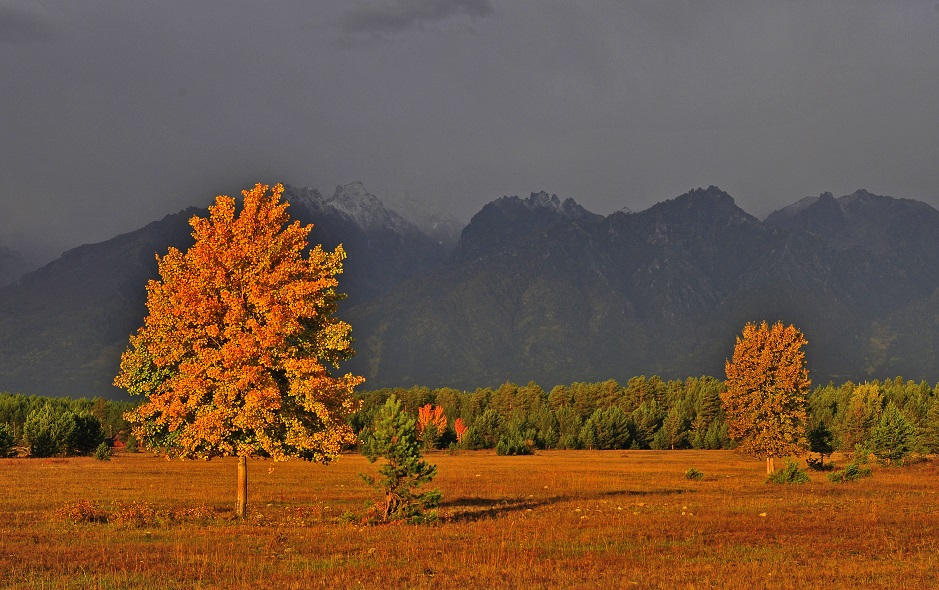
[113,183,363,518]
[453,417,468,445]
[722,321,810,474]
[416,404,448,449]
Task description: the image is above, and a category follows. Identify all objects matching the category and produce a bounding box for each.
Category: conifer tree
[360,396,441,523]
[807,420,835,467]
[869,402,914,465]
[918,397,939,454]
[722,321,810,474]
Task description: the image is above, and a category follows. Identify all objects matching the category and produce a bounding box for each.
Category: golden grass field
[1,450,937,589]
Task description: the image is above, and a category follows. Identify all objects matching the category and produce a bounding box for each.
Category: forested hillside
[3,185,939,398]
[347,187,939,389]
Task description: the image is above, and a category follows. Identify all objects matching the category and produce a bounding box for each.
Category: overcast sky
[3,0,939,265]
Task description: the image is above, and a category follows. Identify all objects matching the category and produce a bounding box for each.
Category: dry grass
[1,450,937,589]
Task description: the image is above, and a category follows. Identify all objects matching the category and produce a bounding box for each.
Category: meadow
[1,450,937,589]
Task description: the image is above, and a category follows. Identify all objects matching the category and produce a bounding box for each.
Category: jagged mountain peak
[280,184,325,206]
[676,186,738,209]
[837,189,936,217]
[282,182,413,235]
[840,188,881,205]
[451,191,601,263]
[767,189,934,227]
[328,182,409,232]
[497,191,595,220]
[765,189,939,261]
[645,186,756,225]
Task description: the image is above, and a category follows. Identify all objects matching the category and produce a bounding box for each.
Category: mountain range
[1,184,938,399]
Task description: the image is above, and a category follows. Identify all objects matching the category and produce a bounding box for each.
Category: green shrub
[766,460,810,484]
[93,441,112,461]
[685,467,704,480]
[806,456,835,471]
[827,457,872,483]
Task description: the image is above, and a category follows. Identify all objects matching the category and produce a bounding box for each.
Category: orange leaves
[114,183,363,462]
[416,404,448,437]
[454,418,468,443]
[722,321,810,460]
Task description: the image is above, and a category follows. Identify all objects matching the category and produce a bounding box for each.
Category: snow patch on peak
[281,185,325,210]
[326,182,412,234]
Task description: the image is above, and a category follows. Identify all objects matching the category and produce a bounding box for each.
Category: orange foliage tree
[416,404,448,447]
[113,183,363,516]
[453,417,468,444]
[722,321,810,475]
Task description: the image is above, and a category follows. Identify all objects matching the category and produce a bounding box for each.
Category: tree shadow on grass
[441,488,689,523]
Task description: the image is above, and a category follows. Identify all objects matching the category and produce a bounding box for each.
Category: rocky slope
[0,183,453,398]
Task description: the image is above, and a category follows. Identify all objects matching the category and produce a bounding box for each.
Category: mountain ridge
[2,185,939,398]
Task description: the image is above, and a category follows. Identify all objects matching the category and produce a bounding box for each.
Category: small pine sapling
[360,396,441,523]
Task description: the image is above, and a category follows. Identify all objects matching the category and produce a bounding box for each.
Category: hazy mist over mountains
[3,183,939,399]
[5,3,939,273]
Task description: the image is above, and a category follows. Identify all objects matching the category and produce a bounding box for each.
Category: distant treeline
[2,376,938,458]
[352,376,939,456]
[0,393,136,457]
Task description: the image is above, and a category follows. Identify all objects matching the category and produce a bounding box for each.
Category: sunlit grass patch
[1,450,937,589]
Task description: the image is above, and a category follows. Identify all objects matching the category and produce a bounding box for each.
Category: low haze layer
[2,1,939,266]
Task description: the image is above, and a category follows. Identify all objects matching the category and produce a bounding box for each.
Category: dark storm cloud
[2,1,939,268]
[0,0,54,43]
[341,0,493,34]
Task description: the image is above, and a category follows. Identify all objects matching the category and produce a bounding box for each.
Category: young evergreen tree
[660,403,691,450]
[722,321,810,474]
[918,397,939,454]
[72,414,105,456]
[807,420,835,468]
[869,402,915,465]
[360,396,441,523]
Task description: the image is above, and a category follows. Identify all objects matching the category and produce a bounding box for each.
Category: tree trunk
[766,456,775,475]
[236,456,248,519]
